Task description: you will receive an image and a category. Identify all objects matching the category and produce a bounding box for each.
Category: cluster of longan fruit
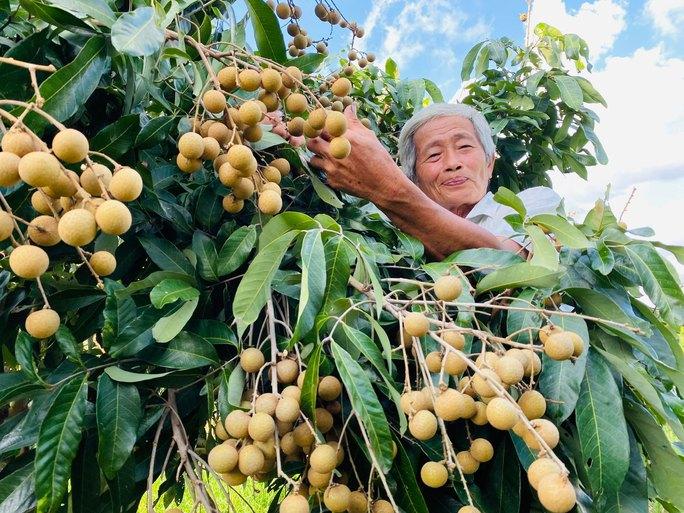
[205,346,393,513]
[0,126,142,340]
[396,274,578,513]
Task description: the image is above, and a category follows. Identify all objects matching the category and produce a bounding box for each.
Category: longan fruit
[280,431,299,456]
[470,438,494,462]
[52,129,89,163]
[486,397,518,430]
[281,66,302,88]
[227,144,254,172]
[475,351,500,369]
[262,165,281,184]
[18,151,60,187]
[178,131,205,159]
[441,330,465,349]
[471,401,488,425]
[176,154,202,173]
[545,332,574,361]
[518,390,546,420]
[538,324,562,344]
[95,200,131,235]
[0,211,14,241]
[222,194,244,213]
[331,100,344,112]
[225,410,251,439]
[293,422,315,448]
[1,129,35,157]
[254,437,276,459]
[371,500,394,513]
[238,100,263,126]
[409,410,438,440]
[537,473,576,513]
[471,368,501,398]
[25,216,58,246]
[240,347,265,372]
[219,163,240,187]
[220,469,247,486]
[275,396,301,423]
[329,137,351,159]
[310,444,338,473]
[89,251,117,276]
[302,121,321,139]
[208,443,238,473]
[259,91,280,112]
[214,420,229,440]
[238,69,261,92]
[201,137,221,161]
[281,385,301,402]
[527,457,561,490]
[109,167,143,202]
[203,89,226,113]
[58,208,97,247]
[279,493,309,513]
[293,34,308,50]
[275,2,290,19]
[331,77,352,97]
[425,351,442,373]
[261,180,282,194]
[307,108,327,130]
[459,507,480,513]
[404,311,429,337]
[348,491,368,513]
[218,66,238,90]
[434,275,462,301]
[566,331,584,356]
[307,467,331,489]
[276,358,299,384]
[80,163,112,195]
[324,111,347,137]
[324,484,351,513]
[243,124,263,143]
[494,355,525,385]
[316,375,341,401]
[285,93,307,114]
[260,68,283,92]
[524,418,559,450]
[238,445,265,476]
[30,191,57,215]
[523,349,542,376]
[287,117,305,137]
[9,245,49,279]
[248,411,276,442]
[44,170,77,198]
[315,407,334,433]
[456,450,480,474]
[25,308,60,339]
[213,153,230,172]
[421,461,448,488]
[0,151,21,186]
[232,177,255,200]
[255,392,278,415]
[444,351,467,376]
[207,122,231,145]
[434,388,461,421]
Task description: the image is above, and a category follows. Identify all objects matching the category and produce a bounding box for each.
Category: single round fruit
[372,500,394,513]
[471,401,488,425]
[239,100,263,126]
[494,356,525,385]
[441,330,465,349]
[471,369,501,397]
[238,445,265,476]
[227,145,254,171]
[208,122,231,145]
[18,151,60,187]
[248,412,276,442]
[421,461,448,488]
[409,410,438,440]
[1,129,35,156]
[208,443,238,473]
[255,393,278,415]
[271,158,291,176]
[545,332,575,361]
[90,251,117,276]
[218,66,238,90]
[523,349,542,376]
[219,162,240,187]
[307,108,327,130]
[329,137,351,159]
[434,275,462,301]
[307,468,331,489]
[281,66,302,88]
[566,331,584,356]
[30,191,58,215]
[400,390,431,415]
[225,410,250,439]
[293,423,315,448]
[178,132,205,159]
[258,190,282,215]
[240,347,265,373]
[315,407,334,433]
[435,389,469,421]
[203,89,226,113]
[426,351,442,373]
[9,245,49,279]
[325,111,347,137]
[285,93,307,114]
[486,397,518,430]
[348,491,368,513]
[52,129,89,163]
[220,469,247,486]
[524,418,560,450]
[444,351,467,376]
[25,216,58,246]
[538,324,563,344]
[260,68,282,93]
[0,151,21,186]
[238,69,261,91]
[275,397,300,423]
[279,493,309,513]
[0,211,15,241]
[276,359,299,384]
[80,163,112,195]
[44,170,77,197]
[177,154,202,174]
[470,438,494,462]
[58,208,97,247]
[222,194,244,213]
[331,77,352,97]
[323,484,351,513]
[108,166,142,202]
[458,507,480,513]
[318,376,342,401]
[263,165,281,183]
[95,200,131,235]
[475,351,500,369]
[25,308,60,339]
[310,444,337,473]
[537,473,577,513]
[275,2,290,19]
[214,420,229,440]
[527,457,561,490]
[456,450,480,474]
[518,390,546,420]
[201,137,221,161]
[404,312,429,337]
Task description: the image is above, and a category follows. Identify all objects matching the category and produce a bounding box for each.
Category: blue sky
[243,1,684,250]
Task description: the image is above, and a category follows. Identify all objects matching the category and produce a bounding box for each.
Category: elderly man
[301,102,560,259]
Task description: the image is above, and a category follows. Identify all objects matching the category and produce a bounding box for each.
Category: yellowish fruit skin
[372,499,394,513]
[178,132,205,159]
[95,200,132,235]
[527,457,561,490]
[58,209,97,247]
[52,129,89,163]
[9,245,49,279]
[238,445,265,476]
[331,77,352,97]
[537,473,577,513]
[275,396,301,423]
[222,194,244,213]
[456,450,480,474]
[318,375,342,401]
[470,438,494,462]
[323,484,351,513]
[409,410,438,440]
[240,347,265,373]
[310,444,338,473]
[258,190,283,215]
[238,69,261,91]
[486,397,519,430]
[109,167,143,202]
[90,251,117,276]
[0,211,15,240]
[348,491,368,513]
[0,151,21,186]
[1,129,35,157]
[203,89,227,113]
[545,332,575,361]
[18,151,61,187]
[329,137,351,159]
[276,358,299,384]
[218,66,238,90]
[270,158,291,175]
[420,461,449,488]
[518,390,546,420]
[80,163,112,195]
[207,443,238,473]
[434,275,462,301]
[325,111,347,137]
[239,100,263,126]
[279,493,309,513]
[220,469,247,486]
[404,311,429,337]
[224,410,250,439]
[524,418,560,450]
[25,309,60,339]
[494,355,525,385]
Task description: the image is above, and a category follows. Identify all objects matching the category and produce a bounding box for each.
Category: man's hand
[306,104,405,203]
[263,111,305,147]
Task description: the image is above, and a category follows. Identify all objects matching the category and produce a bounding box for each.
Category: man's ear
[486,153,496,177]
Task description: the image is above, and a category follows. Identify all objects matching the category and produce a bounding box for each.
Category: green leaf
[139,237,195,276]
[0,373,44,408]
[187,319,237,347]
[461,41,485,81]
[525,224,559,270]
[529,213,590,248]
[217,365,244,419]
[424,79,444,102]
[321,236,352,313]
[233,230,298,332]
[390,441,430,513]
[476,263,564,293]
[300,343,321,422]
[90,114,140,158]
[291,230,326,344]
[552,75,584,110]
[308,167,344,208]
[286,52,327,73]
[192,231,218,281]
[104,288,160,357]
[0,462,35,513]
[19,0,94,32]
[604,428,648,513]
[135,115,177,149]
[588,241,615,275]
[444,248,525,269]
[331,342,393,473]
[104,366,172,383]
[217,225,257,276]
[0,30,49,100]
[244,0,287,63]
[142,331,219,369]
[96,373,142,479]
[493,186,527,217]
[340,324,393,386]
[150,279,199,309]
[482,435,521,513]
[22,37,109,135]
[385,57,398,78]
[35,376,87,513]
[47,0,116,27]
[575,76,607,107]
[538,315,589,422]
[258,211,316,250]
[575,349,630,505]
[16,331,44,384]
[152,297,199,343]
[506,289,543,343]
[474,44,491,77]
[54,325,82,364]
[71,434,100,513]
[111,7,165,57]
[118,271,194,297]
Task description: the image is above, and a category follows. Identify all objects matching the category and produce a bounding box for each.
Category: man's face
[413,115,494,216]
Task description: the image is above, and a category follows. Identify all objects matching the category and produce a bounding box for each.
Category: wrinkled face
[414,115,494,216]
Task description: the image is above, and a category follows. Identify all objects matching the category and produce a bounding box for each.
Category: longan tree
[1,2,683,513]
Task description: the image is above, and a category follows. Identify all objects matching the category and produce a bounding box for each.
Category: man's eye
[459,145,472,149]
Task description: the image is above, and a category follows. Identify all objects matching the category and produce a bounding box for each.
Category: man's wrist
[371,164,413,210]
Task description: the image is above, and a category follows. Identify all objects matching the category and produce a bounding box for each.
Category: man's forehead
[415,116,476,147]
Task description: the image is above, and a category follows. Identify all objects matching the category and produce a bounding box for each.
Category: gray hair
[397,103,496,181]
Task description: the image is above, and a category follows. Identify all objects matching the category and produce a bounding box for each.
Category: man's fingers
[310,155,330,172]
[306,136,330,155]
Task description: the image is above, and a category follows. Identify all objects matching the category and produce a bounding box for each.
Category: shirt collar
[465,191,495,220]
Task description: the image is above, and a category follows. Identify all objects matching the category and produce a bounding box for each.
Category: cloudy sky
[251,0,684,249]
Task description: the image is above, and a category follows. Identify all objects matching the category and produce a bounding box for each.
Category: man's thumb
[344,102,358,121]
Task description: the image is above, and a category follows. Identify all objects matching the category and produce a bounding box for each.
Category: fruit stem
[88,151,121,170]
[76,247,104,289]
[0,99,67,130]
[35,276,51,308]
[0,192,28,243]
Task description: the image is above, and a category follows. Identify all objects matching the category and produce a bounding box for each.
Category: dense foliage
[1,2,683,513]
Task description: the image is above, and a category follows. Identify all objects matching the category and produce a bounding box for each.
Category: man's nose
[443,147,463,172]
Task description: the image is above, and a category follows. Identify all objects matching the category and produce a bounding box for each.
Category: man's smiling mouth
[443,177,469,186]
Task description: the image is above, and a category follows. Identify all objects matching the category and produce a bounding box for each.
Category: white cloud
[528,0,627,59]
[645,0,684,36]
[357,0,400,51]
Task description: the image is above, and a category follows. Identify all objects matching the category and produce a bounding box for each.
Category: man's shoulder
[468,186,562,220]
